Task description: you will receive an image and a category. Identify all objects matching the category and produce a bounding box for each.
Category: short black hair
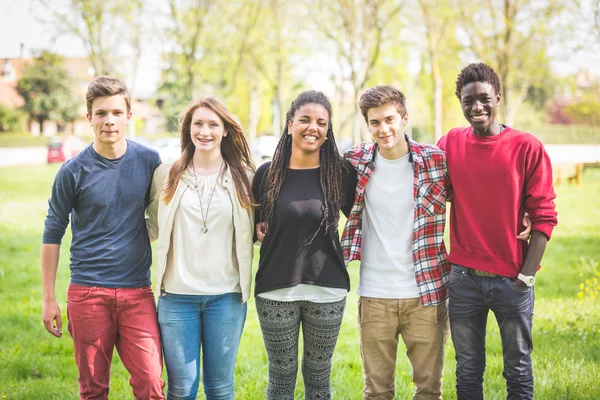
[455,63,501,99]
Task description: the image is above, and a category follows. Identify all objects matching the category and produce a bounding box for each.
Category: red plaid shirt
[341,137,451,306]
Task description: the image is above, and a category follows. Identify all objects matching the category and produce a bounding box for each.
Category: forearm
[41,244,61,302]
[520,230,548,277]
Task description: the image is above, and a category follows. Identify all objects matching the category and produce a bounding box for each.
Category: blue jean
[158,292,247,400]
[449,264,535,400]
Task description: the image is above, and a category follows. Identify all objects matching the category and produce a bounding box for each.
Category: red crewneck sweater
[438,126,558,277]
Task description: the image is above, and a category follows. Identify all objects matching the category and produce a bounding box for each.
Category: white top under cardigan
[163,171,240,295]
[147,162,255,302]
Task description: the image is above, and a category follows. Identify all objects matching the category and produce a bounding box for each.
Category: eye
[318,121,327,127]
[370,121,379,126]
[96,111,105,116]
[210,123,219,127]
[114,111,123,116]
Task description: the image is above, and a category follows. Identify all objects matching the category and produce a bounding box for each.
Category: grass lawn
[0,165,598,399]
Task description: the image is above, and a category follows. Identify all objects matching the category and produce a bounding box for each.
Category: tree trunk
[248,86,260,154]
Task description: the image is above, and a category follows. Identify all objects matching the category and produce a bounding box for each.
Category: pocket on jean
[135,286,155,297]
[67,285,94,302]
[505,278,532,293]
[361,298,386,323]
[448,265,466,287]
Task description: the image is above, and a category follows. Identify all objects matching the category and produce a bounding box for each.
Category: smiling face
[190,106,226,156]
[460,81,502,136]
[367,103,409,159]
[287,103,329,156]
[87,95,131,149]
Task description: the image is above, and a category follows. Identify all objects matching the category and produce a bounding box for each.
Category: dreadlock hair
[261,90,344,243]
[162,97,255,209]
[455,63,501,99]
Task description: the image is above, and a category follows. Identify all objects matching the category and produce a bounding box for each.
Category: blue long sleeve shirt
[43,140,161,288]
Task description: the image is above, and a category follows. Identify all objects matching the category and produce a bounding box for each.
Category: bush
[0,106,27,132]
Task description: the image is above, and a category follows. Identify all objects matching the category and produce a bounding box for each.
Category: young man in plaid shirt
[341,85,451,400]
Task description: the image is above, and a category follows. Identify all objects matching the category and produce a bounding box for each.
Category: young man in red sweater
[437,63,558,399]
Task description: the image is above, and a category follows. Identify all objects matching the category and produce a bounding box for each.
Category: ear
[287,120,292,134]
[496,92,502,104]
[402,113,409,125]
[86,113,91,124]
[224,131,228,137]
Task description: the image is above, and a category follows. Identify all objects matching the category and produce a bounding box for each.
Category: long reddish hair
[162,98,255,209]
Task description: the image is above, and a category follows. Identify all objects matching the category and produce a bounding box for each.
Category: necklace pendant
[202,226,208,234]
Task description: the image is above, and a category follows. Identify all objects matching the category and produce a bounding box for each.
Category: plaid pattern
[341,136,451,306]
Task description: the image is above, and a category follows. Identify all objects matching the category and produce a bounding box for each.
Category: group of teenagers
[41,62,558,400]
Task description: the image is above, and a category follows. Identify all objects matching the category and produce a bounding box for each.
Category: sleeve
[524,144,558,240]
[42,166,76,244]
[146,165,167,242]
[341,159,358,217]
[437,134,452,202]
[252,162,271,225]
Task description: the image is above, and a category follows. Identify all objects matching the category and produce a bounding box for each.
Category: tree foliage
[315,0,403,142]
[37,0,144,81]
[16,52,79,129]
[455,0,569,126]
[0,106,27,133]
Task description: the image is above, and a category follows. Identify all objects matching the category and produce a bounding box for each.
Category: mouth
[470,114,488,122]
[303,135,318,144]
[197,138,213,143]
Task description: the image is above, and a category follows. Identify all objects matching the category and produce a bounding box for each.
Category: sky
[1,0,599,99]
[0,0,162,98]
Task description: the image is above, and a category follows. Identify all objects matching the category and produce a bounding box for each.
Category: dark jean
[158,292,247,400]
[449,264,535,400]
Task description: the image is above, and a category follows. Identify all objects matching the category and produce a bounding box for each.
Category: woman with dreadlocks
[252,90,357,399]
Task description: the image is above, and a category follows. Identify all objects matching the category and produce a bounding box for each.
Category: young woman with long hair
[252,90,357,399]
[147,97,255,400]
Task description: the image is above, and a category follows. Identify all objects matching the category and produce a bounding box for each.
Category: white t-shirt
[358,151,419,299]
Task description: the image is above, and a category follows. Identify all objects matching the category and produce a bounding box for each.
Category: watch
[517,273,536,287]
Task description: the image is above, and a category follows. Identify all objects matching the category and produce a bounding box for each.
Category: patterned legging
[255,296,346,400]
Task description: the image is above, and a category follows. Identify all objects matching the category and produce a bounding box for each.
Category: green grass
[0,166,599,399]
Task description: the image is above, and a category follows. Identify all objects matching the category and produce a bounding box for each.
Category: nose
[198,125,210,135]
[473,100,484,111]
[308,120,318,132]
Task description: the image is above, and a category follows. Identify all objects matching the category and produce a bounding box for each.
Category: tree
[414,0,455,141]
[37,0,144,82]
[316,0,403,143]
[17,52,79,131]
[455,0,568,125]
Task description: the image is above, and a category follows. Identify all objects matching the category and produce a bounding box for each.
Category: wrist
[517,273,536,287]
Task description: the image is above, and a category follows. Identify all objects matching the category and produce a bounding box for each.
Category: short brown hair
[86,76,131,115]
[358,85,407,122]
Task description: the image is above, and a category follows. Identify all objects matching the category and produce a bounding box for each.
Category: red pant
[67,284,165,400]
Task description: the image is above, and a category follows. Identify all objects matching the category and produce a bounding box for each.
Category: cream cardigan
[147,162,255,302]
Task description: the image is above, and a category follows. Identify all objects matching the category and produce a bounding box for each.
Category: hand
[512,278,528,289]
[256,222,268,242]
[517,214,532,241]
[42,300,63,338]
